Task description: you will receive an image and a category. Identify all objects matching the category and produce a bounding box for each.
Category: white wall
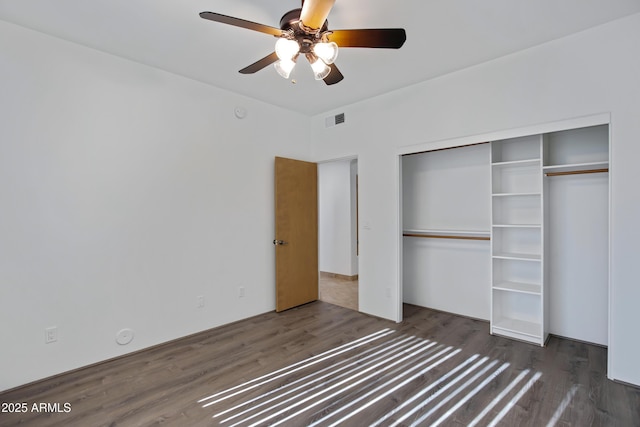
[318,159,357,276]
[0,21,310,392]
[310,13,640,386]
[402,145,490,232]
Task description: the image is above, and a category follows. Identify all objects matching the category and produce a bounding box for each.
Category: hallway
[318,273,358,311]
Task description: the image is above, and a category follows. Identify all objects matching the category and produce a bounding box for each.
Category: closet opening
[399,121,610,352]
[401,143,491,322]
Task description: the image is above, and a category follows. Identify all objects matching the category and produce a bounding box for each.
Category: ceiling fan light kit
[273,9,340,81]
[313,41,339,65]
[274,58,297,79]
[200,0,406,85]
[307,53,332,80]
[275,38,300,61]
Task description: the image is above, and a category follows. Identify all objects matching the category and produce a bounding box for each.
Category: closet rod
[545,168,608,177]
[403,233,490,241]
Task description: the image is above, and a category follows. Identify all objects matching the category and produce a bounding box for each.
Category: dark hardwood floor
[1,302,638,426]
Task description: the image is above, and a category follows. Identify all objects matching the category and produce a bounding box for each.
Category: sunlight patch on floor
[197,329,575,426]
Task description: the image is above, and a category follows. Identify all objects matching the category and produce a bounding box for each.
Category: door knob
[273,239,288,245]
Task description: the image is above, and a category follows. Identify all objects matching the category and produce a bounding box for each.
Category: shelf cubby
[492,195,541,226]
[492,318,542,341]
[492,290,543,341]
[492,258,542,287]
[492,135,542,163]
[492,161,541,194]
[543,125,608,168]
[492,226,541,259]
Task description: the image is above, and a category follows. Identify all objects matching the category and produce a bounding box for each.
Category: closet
[402,143,491,321]
[402,124,609,347]
[543,126,609,346]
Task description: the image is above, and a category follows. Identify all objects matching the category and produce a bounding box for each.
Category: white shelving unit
[490,135,546,345]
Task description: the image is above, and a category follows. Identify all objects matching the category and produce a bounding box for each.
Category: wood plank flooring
[1,302,638,426]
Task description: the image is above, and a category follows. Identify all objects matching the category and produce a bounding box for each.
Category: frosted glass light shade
[275,38,300,61]
[313,42,338,64]
[274,59,296,79]
[310,57,331,80]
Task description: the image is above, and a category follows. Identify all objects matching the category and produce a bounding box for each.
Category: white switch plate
[45,326,58,344]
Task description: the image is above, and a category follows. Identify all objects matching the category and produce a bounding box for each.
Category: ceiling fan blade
[200,12,283,36]
[323,63,344,85]
[239,52,280,74]
[300,0,336,30]
[328,29,407,49]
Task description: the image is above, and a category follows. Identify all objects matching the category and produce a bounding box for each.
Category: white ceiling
[1,0,639,116]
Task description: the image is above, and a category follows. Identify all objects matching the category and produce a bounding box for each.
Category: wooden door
[274,157,318,312]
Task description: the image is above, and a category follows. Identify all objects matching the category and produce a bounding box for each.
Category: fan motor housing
[280,8,329,54]
[280,8,328,33]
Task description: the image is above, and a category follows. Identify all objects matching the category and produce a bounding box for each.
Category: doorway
[318,158,359,311]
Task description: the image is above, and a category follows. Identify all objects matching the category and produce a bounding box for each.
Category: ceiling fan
[200,0,406,85]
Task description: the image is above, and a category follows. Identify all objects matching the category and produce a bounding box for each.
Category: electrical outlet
[197,295,205,308]
[45,326,58,344]
[238,286,245,298]
[386,287,392,299]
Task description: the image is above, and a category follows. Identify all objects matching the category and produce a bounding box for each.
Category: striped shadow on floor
[197,328,566,427]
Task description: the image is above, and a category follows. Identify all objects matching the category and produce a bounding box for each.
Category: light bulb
[275,38,300,61]
[309,57,331,80]
[274,59,296,79]
[313,42,339,64]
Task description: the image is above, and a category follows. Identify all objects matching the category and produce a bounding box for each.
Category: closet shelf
[492,158,540,167]
[493,281,541,295]
[492,192,541,197]
[493,252,541,261]
[403,229,490,241]
[492,224,541,229]
[492,318,541,339]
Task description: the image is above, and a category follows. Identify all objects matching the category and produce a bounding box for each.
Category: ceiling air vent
[325,113,346,128]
